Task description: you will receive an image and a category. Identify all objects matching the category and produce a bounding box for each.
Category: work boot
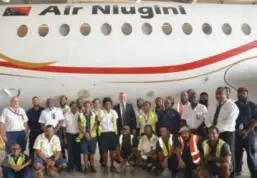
[84,165,90,174]
[90,165,96,173]
[110,165,118,173]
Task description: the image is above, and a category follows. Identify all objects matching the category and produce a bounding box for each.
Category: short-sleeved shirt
[159,109,181,134]
[26,107,44,131]
[3,154,30,164]
[64,111,79,134]
[100,109,118,133]
[118,134,138,155]
[33,133,61,158]
[138,134,158,154]
[156,136,175,154]
[39,107,64,128]
[0,107,28,132]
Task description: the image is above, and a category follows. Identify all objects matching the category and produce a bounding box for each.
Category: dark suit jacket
[113,103,136,134]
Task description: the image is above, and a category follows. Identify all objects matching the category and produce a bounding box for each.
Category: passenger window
[202,23,212,35]
[80,23,91,36]
[17,24,28,38]
[59,24,70,37]
[122,23,132,36]
[222,23,232,35]
[101,23,112,36]
[162,23,172,35]
[182,23,193,35]
[38,24,49,37]
[241,23,251,35]
[142,23,152,35]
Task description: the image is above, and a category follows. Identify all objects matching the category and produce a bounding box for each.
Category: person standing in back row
[176,91,190,117]
[0,96,29,153]
[234,87,257,178]
[205,87,239,178]
[26,96,44,158]
[114,92,136,135]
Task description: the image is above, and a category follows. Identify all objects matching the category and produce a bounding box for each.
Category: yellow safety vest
[158,135,173,157]
[98,110,118,135]
[119,134,134,150]
[8,154,25,166]
[40,134,58,154]
[76,112,97,142]
[139,111,156,134]
[202,139,231,166]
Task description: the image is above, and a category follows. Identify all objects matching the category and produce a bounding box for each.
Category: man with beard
[59,95,70,115]
[199,92,208,108]
[176,91,190,117]
[159,98,181,135]
[76,98,84,113]
[26,96,44,158]
[234,87,257,177]
[135,98,144,136]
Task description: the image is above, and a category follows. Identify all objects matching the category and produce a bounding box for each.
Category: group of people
[0,86,256,178]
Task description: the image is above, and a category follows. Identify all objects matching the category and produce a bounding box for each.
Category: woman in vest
[139,101,158,136]
[76,101,97,173]
[198,126,231,178]
[156,127,176,176]
[98,97,119,172]
[2,143,31,178]
[33,125,67,178]
[113,125,138,172]
[174,125,201,178]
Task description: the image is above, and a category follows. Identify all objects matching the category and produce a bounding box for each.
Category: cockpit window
[162,23,172,35]
[202,23,212,35]
[59,24,70,37]
[101,23,112,36]
[142,23,152,35]
[38,24,49,37]
[17,24,28,38]
[80,23,91,36]
[182,23,192,35]
[241,23,251,36]
[122,23,132,36]
[222,23,232,35]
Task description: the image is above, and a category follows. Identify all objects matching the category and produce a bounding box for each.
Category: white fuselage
[0,2,257,109]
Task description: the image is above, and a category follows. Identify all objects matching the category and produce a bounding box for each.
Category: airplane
[0,1,257,110]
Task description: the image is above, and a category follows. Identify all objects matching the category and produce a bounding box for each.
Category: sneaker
[90,165,96,173]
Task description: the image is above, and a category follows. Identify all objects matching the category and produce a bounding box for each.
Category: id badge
[52,113,56,120]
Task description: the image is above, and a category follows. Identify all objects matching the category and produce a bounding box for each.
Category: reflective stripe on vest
[40,134,58,154]
[178,134,200,165]
[139,111,156,134]
[8,154,25,166]
[119,134,134,150]
[158,135,173,157]
[203,139,231,166]
[76,112,97,142]
[98,110,117,135]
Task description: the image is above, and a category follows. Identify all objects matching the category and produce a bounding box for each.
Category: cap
[122,125,130,130]
[238,87,248,93]
[179,126,190,133]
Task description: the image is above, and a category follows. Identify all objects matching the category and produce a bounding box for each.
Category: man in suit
[114,92,137,135]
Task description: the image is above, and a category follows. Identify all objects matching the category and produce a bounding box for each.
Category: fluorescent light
[2,0,11,3]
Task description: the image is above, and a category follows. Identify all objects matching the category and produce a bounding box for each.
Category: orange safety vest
[176,102,188,116]
[178,134,200,165]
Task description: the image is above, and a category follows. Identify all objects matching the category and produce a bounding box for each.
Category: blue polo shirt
[159,109,181,134]
[26,107,44,131]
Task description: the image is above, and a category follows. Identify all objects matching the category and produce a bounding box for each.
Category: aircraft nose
[224,56,257,101]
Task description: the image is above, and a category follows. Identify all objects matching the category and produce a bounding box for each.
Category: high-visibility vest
[76,112,97,142]
[40,134,58,154]
[176,102,189,116]
[98,110,118,135]
[119,134,134,150]
[61,105,70,115]
[178,134,200,165]
[139,111,156,134]
[202,139,231,166]
[158,134,173,157]
[8,154,25,166]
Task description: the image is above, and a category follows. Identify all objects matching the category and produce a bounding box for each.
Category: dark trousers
[6,131,26,153]
[235,130,257,177]
[66,133,82,171]
[97,136,103,165]
[219,131,235,178]
[3,166,31,178]
[56,130,66,159]
[29,130,42,158]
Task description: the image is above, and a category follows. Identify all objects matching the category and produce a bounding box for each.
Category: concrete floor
[0,149,251,178]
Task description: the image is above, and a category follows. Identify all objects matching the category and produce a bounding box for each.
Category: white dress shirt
[39,107,64,128]
[64,111,79,134]
[138,134,158,155]
[33,133,61,158]
[205,99,239,133]
[182,103,208,129]
[0,107,28,132]
[101,109,118,133]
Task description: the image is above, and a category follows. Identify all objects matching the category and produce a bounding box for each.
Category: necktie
[212,103,223,126]
[122,103,126,126]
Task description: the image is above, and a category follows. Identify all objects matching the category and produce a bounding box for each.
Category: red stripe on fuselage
[0,41,256,74]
